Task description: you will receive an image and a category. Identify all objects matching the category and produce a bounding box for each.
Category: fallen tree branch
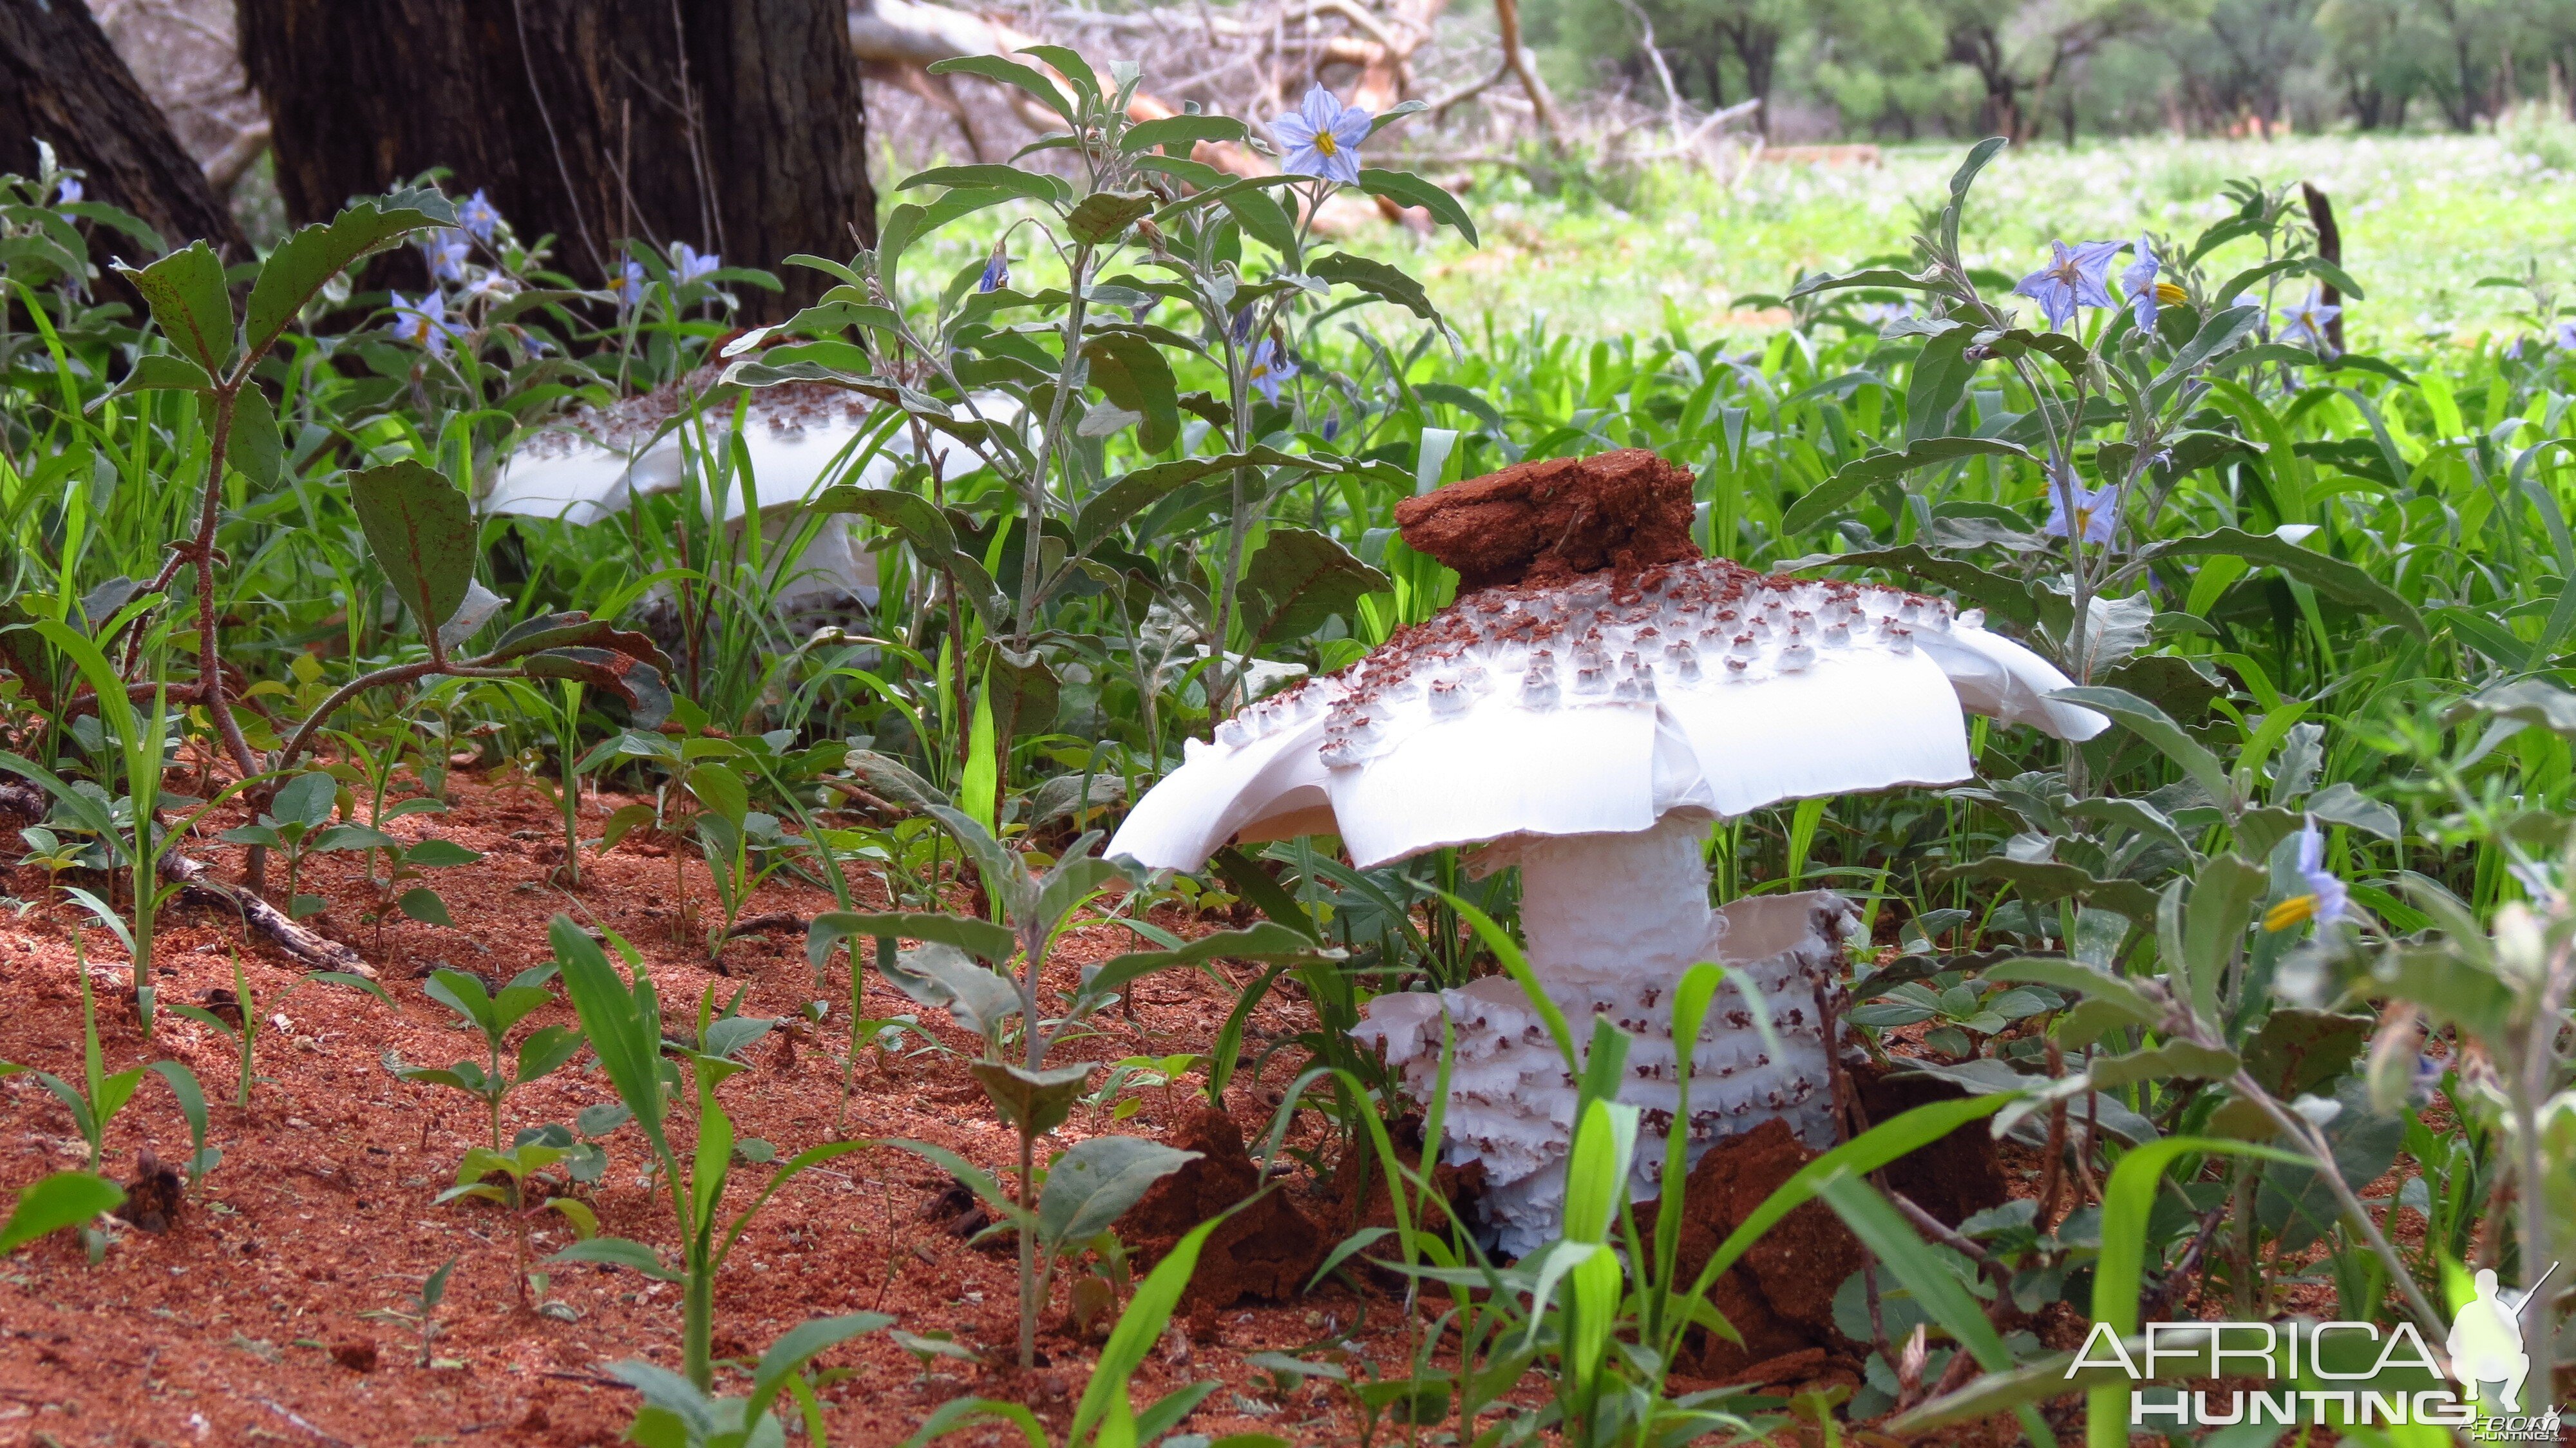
[163,851,379,980]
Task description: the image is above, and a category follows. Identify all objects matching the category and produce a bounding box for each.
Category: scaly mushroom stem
[1359,813,1851,1256]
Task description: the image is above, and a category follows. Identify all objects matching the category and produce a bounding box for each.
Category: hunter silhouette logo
[2448,1268,2535,1413]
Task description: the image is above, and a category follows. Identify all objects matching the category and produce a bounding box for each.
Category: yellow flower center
[2155,280,2188,305]
[1313,130,1340,158]
[2263,895,2319,932]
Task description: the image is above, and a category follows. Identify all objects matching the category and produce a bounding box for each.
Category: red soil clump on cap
[1393,448,1701,591]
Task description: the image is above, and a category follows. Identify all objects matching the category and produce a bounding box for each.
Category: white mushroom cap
[1109,557,2109,871]
[478,381,1014,526]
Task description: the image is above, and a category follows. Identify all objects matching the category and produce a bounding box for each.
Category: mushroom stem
[1358,812,1853,1256]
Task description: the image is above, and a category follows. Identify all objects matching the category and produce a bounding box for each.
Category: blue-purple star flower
[1270,84,1372,186]
[1248,338,1296,403]
[458,189,501,242]
[54,178,83,205]
[2551,319,2576,350]
[1321,408,1341,442]
[1229,305,1256,343]
[422,230,470,283]
[2043,466,2117,545]
[2266,818,2351,931]
[2121,234,2161,330]
[607,259,647,312]
[2277,291,2342,353]
[672,242,720,285]
[2014,239,2126,331]
[978,243,1008,294]
[390,291,460,356]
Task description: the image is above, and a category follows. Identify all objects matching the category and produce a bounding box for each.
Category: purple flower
[1271,84,1372,186]
[421,230,470,284]
[2552,319,2576,350]
[1130,296,1159,324]
[389,291,460,356]
[1229,305,1256,343]
[2265,818,2351,931]
[607,259,648,312]
[2014,240,2126,331]
[1321,408,1341,442]
[2277,291,2342,354]
[1247,337,1296,403]
[54,178,83,205]
[464,269,518,304]
[978,243,1008,294]
[672,242,720,285]
[2120,234,2161,330]
[458,189,502,243]
[2043,468,2117,545]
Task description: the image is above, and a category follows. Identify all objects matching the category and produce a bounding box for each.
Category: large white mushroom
[480,377,1011,617]
[1105,450,2107,1254]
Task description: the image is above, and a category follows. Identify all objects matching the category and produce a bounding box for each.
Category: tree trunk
[238,0,875,319]
[1,0,248,258]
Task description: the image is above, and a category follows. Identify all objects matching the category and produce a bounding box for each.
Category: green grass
[1299,128,2576,345]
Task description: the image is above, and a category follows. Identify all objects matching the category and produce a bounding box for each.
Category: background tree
[1,0,247,257]
[236,0,876,319]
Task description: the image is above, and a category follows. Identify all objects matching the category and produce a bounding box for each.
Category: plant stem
[1018,1120,1038,1369]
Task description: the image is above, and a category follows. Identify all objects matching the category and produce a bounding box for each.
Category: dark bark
[238,0,877,319]
[1,0,249,258]
[2301,182,2345,356]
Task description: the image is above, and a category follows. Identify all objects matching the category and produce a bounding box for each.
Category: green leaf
[1073,448,1326,552]
[879,943,1022,1036]
[348,460,478,636]
[549,915,670,1163]
[1902,325,1977,444]
[967,1060,1094,1136]
[1236,527,1390,655]
[227,386,283,491]
[397,887,452,927]
[515,1024,587,1085]
[1929,856,2162,924]
[272,770,339,829]
[896,166,1066,205]
[2181,855,2268,1026]
[1037,1135,1198,1252]
[1218,187,1300,259]
[109,354,214,397]
[1354,169,1477,245]
[1079,922,1336,1005]
[1310,252,1441,324]
[0,1172,124,1253]
[927,55,1077,125]
[2048,685,2233,812]
[1814,1174,2046,1447]
[1066,191,1157,246]
[1081,332,1179,452]
[1982,958,2164,1027]
[807,911,1016,969]
[2087,1040,2242,1088]
[2150,305,2263,397]
[117,242,233,374]
[1122,115,1248,153]
[2131,528,2425,637]
[1784,543,2043,626]
[1068,1212,1235,1446]
[243,191,453,364]
[403,839,484,868]
[1783,437,2029,534]
[1786,265,1935,300]
[745,1313,896,1425]
[542,1234,683,1281]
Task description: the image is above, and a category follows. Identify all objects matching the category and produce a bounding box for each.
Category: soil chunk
[1392,448,1700,591]
[1662,1072,2011,1380]
[113,1149,184,1234]
[1116,1107,1324,1308]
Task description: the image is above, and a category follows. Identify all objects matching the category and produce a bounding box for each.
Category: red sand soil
[1392,448,1700,591]
[0,774,2048,1445]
